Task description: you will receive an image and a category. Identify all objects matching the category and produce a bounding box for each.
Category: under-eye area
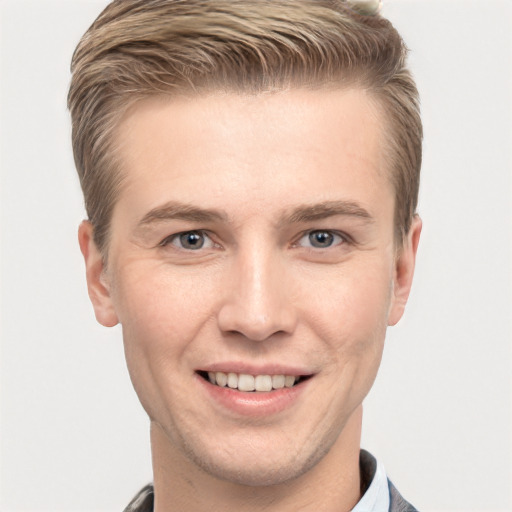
[197,371,312,392]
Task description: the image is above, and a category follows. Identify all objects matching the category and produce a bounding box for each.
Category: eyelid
[159,229,216,250]
[293,229,351,248]
[158,228,352,250]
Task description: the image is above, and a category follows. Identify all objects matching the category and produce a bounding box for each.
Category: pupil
[180,231,204,249]
[309,231,333,248]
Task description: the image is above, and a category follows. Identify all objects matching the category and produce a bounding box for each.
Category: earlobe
[388,215,422,326]
[78,220,119,327]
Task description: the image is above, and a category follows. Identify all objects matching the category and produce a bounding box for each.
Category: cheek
[110,265,215,421]
[112,262,217,342]
[305,260,392,340]
[300,258,393,390]
[109,267,200,393]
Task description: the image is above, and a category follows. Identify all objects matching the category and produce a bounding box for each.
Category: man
[68,0,422,510]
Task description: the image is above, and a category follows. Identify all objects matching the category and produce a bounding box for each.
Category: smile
[198,371,307,392]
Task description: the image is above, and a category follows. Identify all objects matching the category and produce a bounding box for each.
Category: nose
[217,246,297,341]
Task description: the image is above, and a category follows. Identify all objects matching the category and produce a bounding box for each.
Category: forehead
[112,88,392,226]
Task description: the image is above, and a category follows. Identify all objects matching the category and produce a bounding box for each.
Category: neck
[151,406,363,512]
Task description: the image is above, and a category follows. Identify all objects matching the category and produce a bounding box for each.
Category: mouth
[197,371,311,392]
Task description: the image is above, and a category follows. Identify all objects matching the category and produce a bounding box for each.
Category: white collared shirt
[351,458,390,512]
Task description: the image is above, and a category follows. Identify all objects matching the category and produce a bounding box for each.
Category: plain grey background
[0,0,511,510]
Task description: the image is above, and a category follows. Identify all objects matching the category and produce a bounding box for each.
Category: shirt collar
[351,455,390,512]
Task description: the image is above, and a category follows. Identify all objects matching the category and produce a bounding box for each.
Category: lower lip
[196,374,310,417]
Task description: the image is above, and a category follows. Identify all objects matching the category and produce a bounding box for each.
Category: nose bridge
[217,238,296,341]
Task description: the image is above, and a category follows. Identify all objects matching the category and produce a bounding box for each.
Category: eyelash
[159,229,350,251]
[294,229,350,249]
[159,230,215,251]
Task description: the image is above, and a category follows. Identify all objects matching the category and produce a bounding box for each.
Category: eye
[160,230,214,250]
[297,230,346,249]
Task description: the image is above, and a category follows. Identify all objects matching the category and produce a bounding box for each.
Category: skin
[79,88,421,512]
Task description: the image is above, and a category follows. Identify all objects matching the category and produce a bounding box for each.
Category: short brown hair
[68,0,422,254]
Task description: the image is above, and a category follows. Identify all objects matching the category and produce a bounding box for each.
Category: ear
[78,220,119,327]
[388,215,422,326]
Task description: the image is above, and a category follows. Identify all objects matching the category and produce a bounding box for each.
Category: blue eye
[298,230,345,248]
[179,231,204,249]
[161,230,213,250]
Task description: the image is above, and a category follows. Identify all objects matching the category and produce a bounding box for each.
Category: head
[70,0,422,493]
[68,0,421,257]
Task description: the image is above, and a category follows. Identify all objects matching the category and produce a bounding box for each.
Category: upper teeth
[208,372,297,392]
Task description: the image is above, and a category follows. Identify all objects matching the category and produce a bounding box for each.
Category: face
[80,88,420,487]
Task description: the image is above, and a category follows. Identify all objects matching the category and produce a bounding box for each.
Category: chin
[179,431,335,487]
[193,456,314,487]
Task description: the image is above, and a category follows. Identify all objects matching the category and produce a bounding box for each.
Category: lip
[198,362,311,376]
[195,369,312,417]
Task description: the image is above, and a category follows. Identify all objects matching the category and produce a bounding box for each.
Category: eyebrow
[137,201,228,227]
[283,200,374,224]
[136,199,373,230]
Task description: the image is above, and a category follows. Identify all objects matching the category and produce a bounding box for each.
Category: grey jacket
[124,451,418,512]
